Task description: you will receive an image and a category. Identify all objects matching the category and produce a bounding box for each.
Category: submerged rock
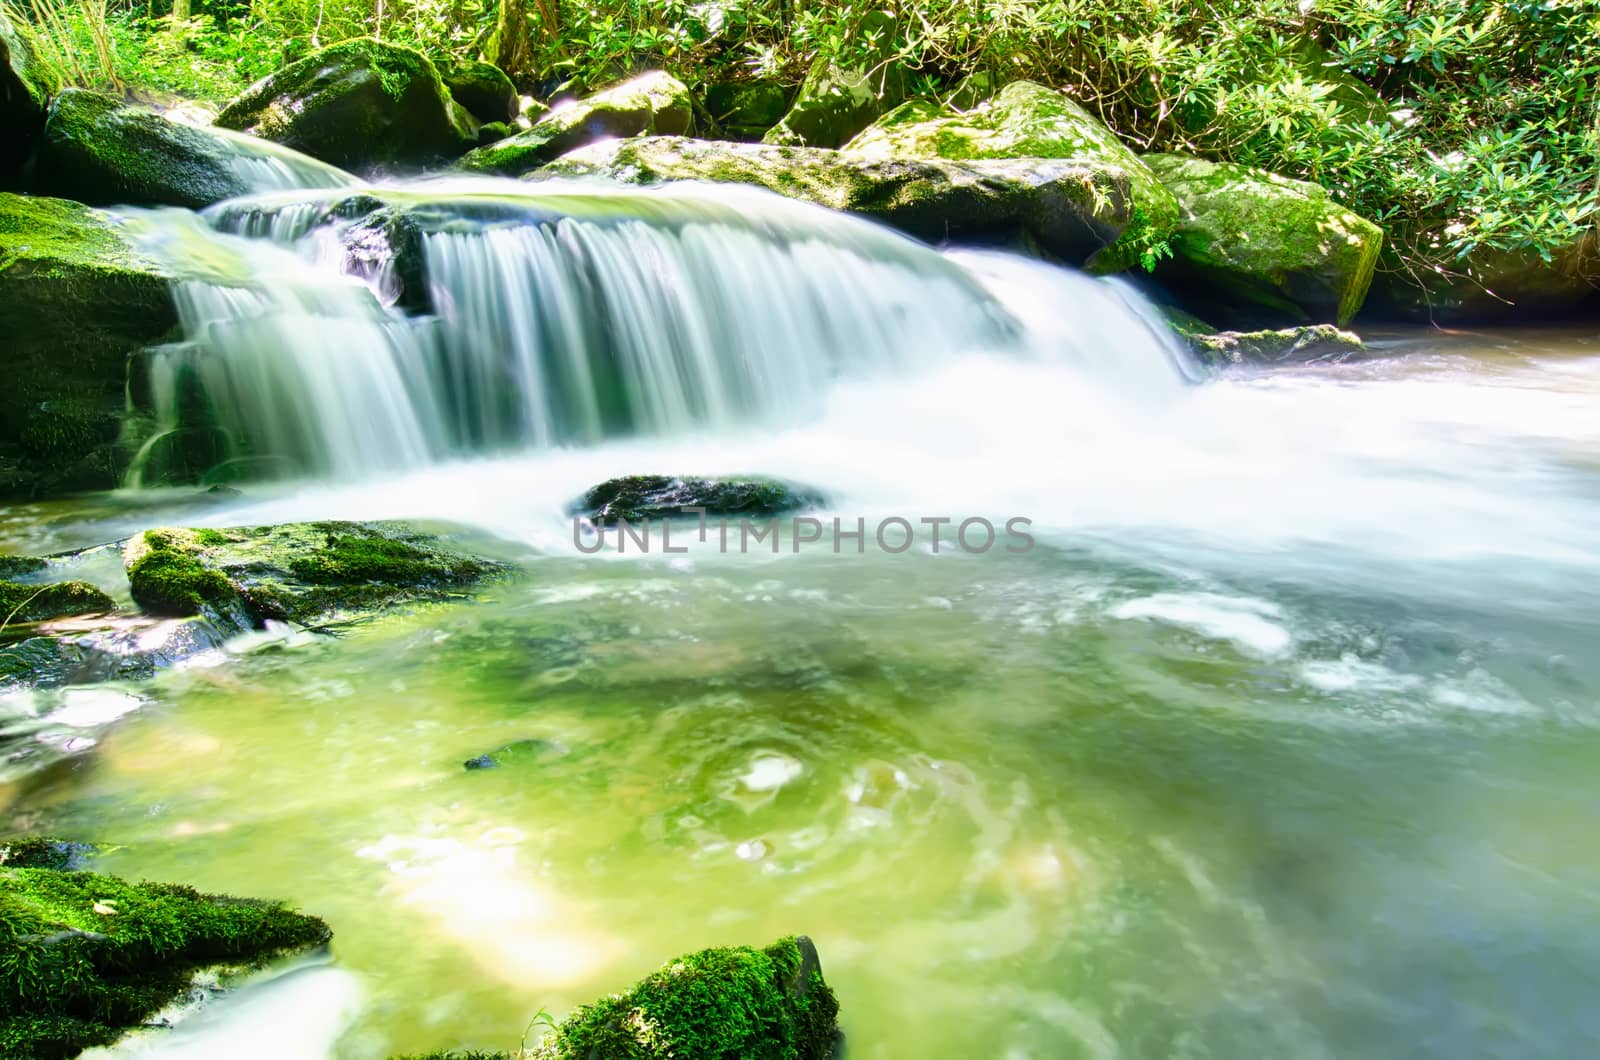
[27,89,352,210]
[538,136,1142,265]
[842,81,1180,271]
[440,59,519,125]
[0,580,114,623]
[764,10,904,148]
[0,11,52,184]
[0,616,222,691]
[462,737,565,771]
[526,935,838,1059]
[215,40,478,170]
[457,71,692,176]
[1144,153,1383,327]
[0,859,330,1058]
[1188,324,1366,366]
[571,476,825,525]
[0,193,178,500]
[124,522,508,634]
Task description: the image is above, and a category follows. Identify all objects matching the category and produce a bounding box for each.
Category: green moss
[0,581,115,623]
[0,866,330,1059]
[124,528,239,618]
[529,936,838,1060]
[0,557,46,578]
[287,530,492,586]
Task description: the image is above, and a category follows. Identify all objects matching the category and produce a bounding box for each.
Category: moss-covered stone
[704,81,793,141]
[528,936,838,1059]
[537,135,1137,264]
[0,580,115,623]
[764,10,904,148]
[571,475,825,526]
[441,59,519,124]
[842,81,1180,271]
[0,838,93,871]
[1145,152,1383,327]
[457,71,692,176]
[0,193,178,500]
[0,11,53,184]
[0,862,330,1059]
[27,89,352,209]
[0,556,46,578]
[215,40,478,170]
[124,521,507,633]
[1187,324,1365,366]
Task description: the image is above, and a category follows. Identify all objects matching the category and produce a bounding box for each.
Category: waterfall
[125,179,1195,484]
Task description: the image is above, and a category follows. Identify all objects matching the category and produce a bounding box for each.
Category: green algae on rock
[457,71,692,176]
[528,936,838,1059]
[215,40,478,170]
[842,80,1180,271]
[0,863,330,1059]
[0,193,178,500]
[1187,324,1365,367]
[537,136,1138,265]
[572,476,825,526]
[1144,153,1383,327]
[27,89,353,210]
[124,522,508,632]
[0,581,115,624]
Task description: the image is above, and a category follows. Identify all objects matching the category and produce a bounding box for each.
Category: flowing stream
[3,175,1599,1058]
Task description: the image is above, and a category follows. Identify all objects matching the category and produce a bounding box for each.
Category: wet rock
[571,476,825,526]
[526,935,839,1059]
[462,737,565,771]
[27,89,351,210]
[538,136,1144,266]
[0,10,52,184]
[440,59,518,124]
[1188,324,1366,366]
[0,861,331,1057]
[124,522,509,635]
[0,556,46,578]
[0,580,115,623]
[215,40,478,170]
[0,193,179,501]
[0,836,94,870]
[1145,152,1383,327]
[456,71,692,176]
[0,615,225,691]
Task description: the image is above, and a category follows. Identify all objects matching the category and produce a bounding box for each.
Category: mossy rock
[1187,324,1365,367]
[528,935,838,1059]
[0,580,114,623]
[0,838,93,871]
[1145,152,1383,327]
[457,71,692,176]
[571,475,825,526]
[0,193,178,500]
[1363,233,1600,323]
[27,89,352,210]
[440,59,518,124]
[124,521,508,633]
[0,11,53,184]
[704,81,794,141]
[0,556,46,578]
[0,862,330,1059]
[843,80,1180,271]
[215,40,478,171]
[763,10,905,148]
[537,136,1138,265]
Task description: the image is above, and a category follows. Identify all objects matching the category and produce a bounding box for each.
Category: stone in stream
[1143,152,1383,327]
[841,80,1182,271]
[0,580,115,624]
[570,476,826,526]
[123,522,510,636]
[462,737,567,771]
[0,193,179,500]
[26,89,352,210]
[0,848,331,1058]
[537,136,1147,267]
[456,70,693,176]
[439,59,519,125]
[215,40,479,170]
[395,936,838,1060]
[1187,324,1366,367]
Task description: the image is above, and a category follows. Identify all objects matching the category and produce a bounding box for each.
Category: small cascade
[126,179,1197,483]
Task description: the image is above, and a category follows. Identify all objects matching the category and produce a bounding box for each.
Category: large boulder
[528,936,838,1059]
[764,11,905,148]
[0,859,330,1057]
[440,59,518,124]
[27,89,352,209]
[841,81,1180,271]
[215,40,477,170]
[1145,153,1383,327]
[123,521,508,634]
[456,71,692,176]
[0,11,52,184]
[1363,235,1600,323]
[0,194,178,499]
[538,136,1145,265]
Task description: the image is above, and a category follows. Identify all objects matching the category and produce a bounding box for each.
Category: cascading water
[123,178,1195,483]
